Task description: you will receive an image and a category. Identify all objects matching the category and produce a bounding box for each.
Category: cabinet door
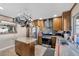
[15,40,35,56]
[51,37,56,48]
[63,11,71,31]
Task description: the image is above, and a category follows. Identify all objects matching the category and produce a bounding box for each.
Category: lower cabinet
[38,36,42,45]
[51,36,56,48]
[15,40,35,56]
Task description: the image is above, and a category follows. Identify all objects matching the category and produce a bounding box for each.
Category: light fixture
[53,15,57,17]
[0,7,4,10]
[39,18,43,20]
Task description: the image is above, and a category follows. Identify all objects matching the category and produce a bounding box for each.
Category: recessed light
[0,7,4,10]
[53,15,57,17]
[39,18,43,20]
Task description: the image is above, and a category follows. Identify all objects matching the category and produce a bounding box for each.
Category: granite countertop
[15,37,37,44]
[42,35,57,39]
[55,36,79,56]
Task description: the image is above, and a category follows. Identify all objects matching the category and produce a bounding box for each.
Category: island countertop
[15,37,37,44]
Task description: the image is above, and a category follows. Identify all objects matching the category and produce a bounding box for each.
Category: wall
[53,16,62,31]
[0,24,26,50]
[0,16,26,50]
[71,4,79,35]
[71,4,79,17]
[0,15,13,22]
[17,24,26,37]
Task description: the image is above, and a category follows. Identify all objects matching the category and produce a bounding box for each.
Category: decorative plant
[15,9,32,37]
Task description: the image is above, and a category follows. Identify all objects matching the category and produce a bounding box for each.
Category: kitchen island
[15,37,36,56]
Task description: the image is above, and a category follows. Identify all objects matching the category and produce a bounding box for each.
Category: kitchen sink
[60,39,69,45]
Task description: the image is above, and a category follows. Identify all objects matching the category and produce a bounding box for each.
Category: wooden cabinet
[53,16,62,31]
[37,20,44,31]
[62,11,71,31]
[51,36,57,48]
[32,20,45,31]
[38,36,42,45]
[15,40,35,56]
[32,20,38,26]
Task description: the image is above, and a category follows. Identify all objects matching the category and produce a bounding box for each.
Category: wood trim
[70,3,77,12]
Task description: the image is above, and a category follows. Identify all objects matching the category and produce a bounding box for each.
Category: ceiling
[0,3,74,19]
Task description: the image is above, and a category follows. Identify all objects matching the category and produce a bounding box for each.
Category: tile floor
[0,47,17,56]
[0,45,47,56]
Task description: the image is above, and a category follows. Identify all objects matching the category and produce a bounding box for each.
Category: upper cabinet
[32,20,45,31]
[37,20,44,31]
[32,20,38,26]
[53,16,62,31]
[62,11,71,31]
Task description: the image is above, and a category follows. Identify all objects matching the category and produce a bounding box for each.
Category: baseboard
[0,45,15,51]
